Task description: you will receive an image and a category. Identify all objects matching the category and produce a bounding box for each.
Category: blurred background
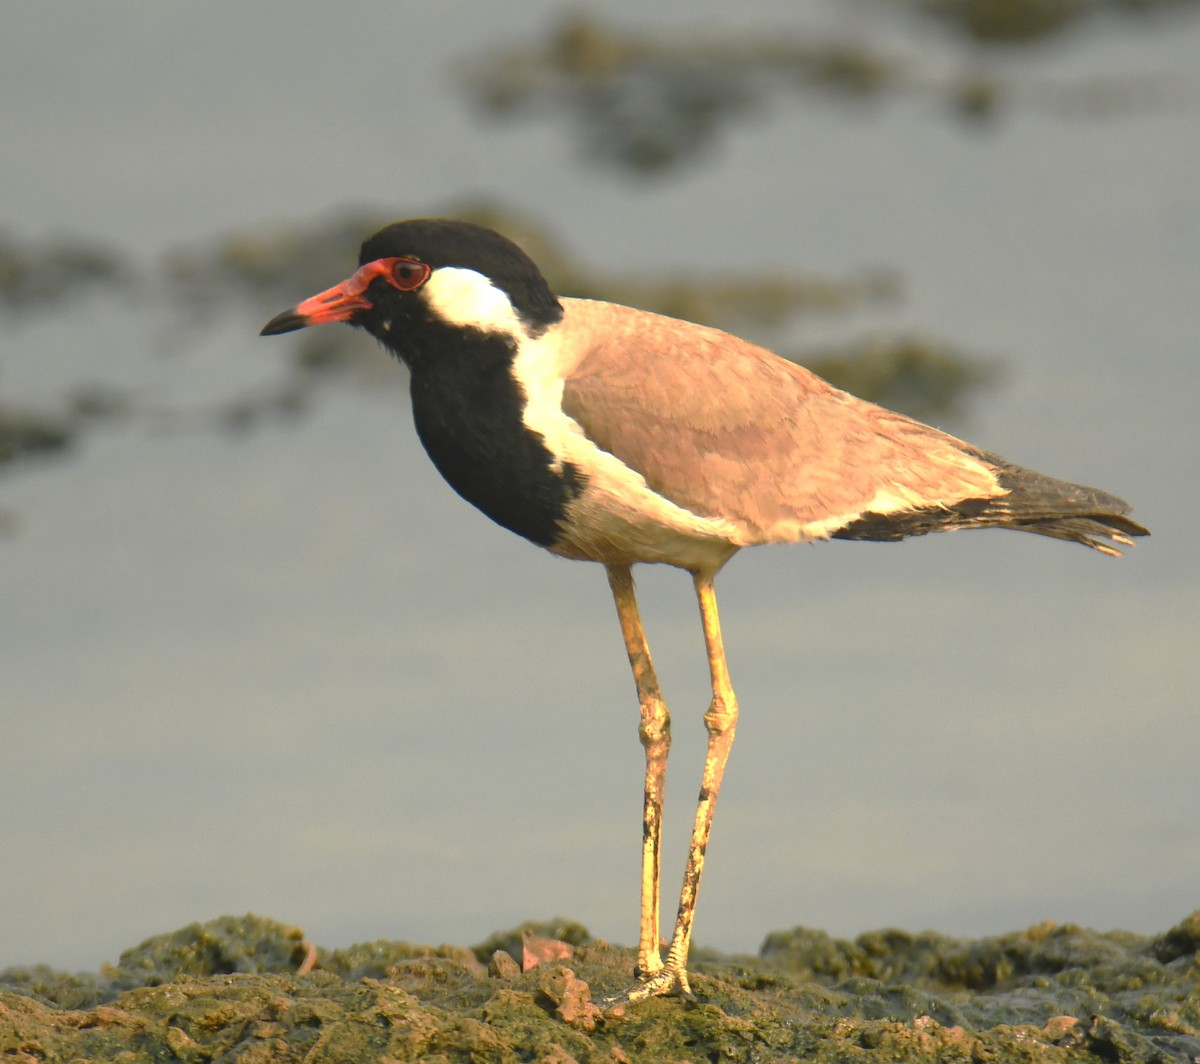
[2,0,1197,974]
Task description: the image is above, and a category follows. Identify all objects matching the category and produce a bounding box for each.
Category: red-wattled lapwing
[261,218,1148,1006]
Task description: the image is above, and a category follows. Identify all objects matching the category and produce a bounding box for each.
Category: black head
[260,219,563,351]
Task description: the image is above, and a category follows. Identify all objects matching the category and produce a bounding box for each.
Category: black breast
[406,330,585,548]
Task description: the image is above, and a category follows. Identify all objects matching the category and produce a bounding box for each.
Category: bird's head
[260,219,563,362]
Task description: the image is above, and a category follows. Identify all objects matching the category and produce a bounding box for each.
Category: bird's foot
[598,964,694,1013]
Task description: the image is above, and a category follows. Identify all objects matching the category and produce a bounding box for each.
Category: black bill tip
[260,309,308,336]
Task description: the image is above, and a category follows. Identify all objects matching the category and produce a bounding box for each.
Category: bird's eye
[389,258,431,292]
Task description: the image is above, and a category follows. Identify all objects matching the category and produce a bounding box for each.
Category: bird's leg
[605,563,670,980]
[606,570,740,1008]
[655,571,741,999]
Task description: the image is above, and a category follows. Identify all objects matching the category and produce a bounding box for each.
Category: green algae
[3,912,1198,1062]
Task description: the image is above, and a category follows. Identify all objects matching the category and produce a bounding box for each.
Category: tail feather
[833,449,1150,555]
[1003,514,1143,556]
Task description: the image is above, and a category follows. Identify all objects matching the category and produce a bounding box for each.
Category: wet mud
[3,911,1198,1061]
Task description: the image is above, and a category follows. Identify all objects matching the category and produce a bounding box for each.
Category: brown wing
[557,299,1003,545]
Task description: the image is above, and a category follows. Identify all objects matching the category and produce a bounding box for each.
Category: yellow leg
[605,563,670,979]
[661,571,739,986]
[605,568,740,1007]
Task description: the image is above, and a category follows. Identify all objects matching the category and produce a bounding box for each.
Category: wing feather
[556,299,1003,545]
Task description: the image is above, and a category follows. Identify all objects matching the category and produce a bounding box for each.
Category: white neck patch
[423,266,525,337]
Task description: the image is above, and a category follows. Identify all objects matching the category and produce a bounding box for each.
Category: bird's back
[556,299,1000,542]
[552,298,1145,555]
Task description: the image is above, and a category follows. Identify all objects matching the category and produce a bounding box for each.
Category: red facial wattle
[259,257,430,335]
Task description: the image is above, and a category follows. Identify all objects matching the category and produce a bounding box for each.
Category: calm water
[2,1,1198,971]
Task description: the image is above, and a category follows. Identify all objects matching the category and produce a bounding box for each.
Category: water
[2,1,1197,972]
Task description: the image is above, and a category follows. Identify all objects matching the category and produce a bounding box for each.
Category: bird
[261,218,1148,1006]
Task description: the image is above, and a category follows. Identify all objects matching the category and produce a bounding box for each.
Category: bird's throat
[406,331,584,549]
